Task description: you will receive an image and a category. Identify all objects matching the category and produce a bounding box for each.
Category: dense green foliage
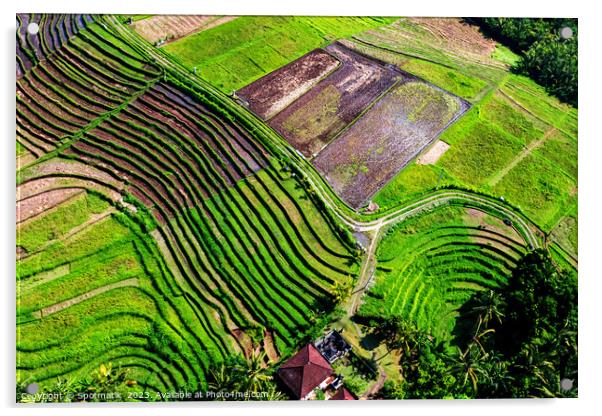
[372,249,577,399]
[18,363,139,403]
[471,18,577,106]
[204,352,286,401]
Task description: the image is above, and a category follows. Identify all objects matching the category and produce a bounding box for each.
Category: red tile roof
[277,344,333,399]
[331,387,356,400]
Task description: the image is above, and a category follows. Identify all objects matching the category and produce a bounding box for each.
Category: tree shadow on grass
[360,332,382,351]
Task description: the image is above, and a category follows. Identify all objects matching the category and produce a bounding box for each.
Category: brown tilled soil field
[236,49,340,120]
[132,15,237,45]
[17,188,84,224]
[408,17,497,57]
[267,42,404,157]
[313,80,469,208]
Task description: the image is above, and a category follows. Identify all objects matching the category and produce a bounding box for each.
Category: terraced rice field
[358,206,527,340]
[16,13,96,79]
[359,18,577,241]
[347,18,503,100]
[16,16,359,393]
[17,204,213,393]
[14,14,578,400]
[16,18,161,160]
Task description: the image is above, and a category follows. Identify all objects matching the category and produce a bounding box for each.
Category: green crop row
[359,205,525,340]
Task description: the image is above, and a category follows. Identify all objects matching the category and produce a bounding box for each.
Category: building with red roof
[277,344,334,400]
[330,387,356,400]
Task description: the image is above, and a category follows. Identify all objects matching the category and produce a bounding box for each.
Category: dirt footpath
[417,140,450,165]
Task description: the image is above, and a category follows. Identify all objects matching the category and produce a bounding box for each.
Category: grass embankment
[17,192,109,253]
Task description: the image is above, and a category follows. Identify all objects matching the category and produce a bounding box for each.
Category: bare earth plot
[132,15,237,45]
[267,42,404,157]
[416,140,450,165]
[236,49,340,120]
[17,188,84,223]
[408,17,497,59]
[239,40,469,208]
[314,80,468,208]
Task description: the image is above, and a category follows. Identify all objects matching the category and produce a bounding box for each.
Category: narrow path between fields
[17,188,84,224]
[108,18,547,361]
[498,88,550,126]
[361,367,387,399]
[18,264,70,293]
[107,16,540,248]
[488,126,558,186]
[32,277,139,318]
[347,225,380,315]
[18,208,116,260]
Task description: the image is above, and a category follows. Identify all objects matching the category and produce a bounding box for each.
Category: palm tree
[262,383,287,400]
[513,343,557,397]
[471,290,505,329]
[242,350,271,394]
[208,363,235,399]
[447,343,490,394]
[332,278,353,304]
[479,352,515,397]
[207,351,285,400]
[78,363,129,396]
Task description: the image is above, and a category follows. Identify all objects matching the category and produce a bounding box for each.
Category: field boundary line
[498,87,553,128]
[106,17,541,250]
[488,127,557,187]
[18,264,71,293]
[17,188,85,225]
[156,16,238,47]
[18,208,116,261]
[32,277,139,318]
[19,70,163,173]
[312,77,404,159]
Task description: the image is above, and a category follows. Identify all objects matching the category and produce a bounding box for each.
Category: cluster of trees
[371,249,577,399]
[18,352,287,402]
[204,351,287,401]
[17,363,138,403]
[471,18,577,106]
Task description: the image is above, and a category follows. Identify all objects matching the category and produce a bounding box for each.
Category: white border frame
[3,1,599,415]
